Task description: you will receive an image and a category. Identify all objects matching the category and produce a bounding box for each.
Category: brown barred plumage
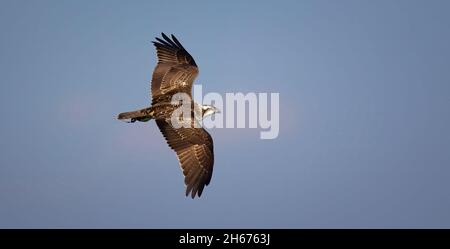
[117,33,216,198]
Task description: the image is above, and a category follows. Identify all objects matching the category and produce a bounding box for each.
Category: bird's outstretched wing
[156,119,214,198]
[151,33,198,105]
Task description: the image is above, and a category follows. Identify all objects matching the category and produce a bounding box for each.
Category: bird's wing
[151,33,198,105]
[156,119,214,198]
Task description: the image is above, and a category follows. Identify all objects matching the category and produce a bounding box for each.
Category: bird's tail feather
[117,107,153,123]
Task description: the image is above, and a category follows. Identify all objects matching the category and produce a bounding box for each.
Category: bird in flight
[117,33,219,198]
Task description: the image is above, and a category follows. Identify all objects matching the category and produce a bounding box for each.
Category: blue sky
[1,0,449,228]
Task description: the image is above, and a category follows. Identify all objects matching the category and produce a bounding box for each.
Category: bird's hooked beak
[201,105,221,118]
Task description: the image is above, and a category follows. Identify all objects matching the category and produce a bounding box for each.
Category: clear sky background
[1,0,449,228]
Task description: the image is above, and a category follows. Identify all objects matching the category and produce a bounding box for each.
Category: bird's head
[201,104,221,118]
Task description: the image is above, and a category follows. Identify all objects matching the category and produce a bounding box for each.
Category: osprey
[117,33,219,198]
